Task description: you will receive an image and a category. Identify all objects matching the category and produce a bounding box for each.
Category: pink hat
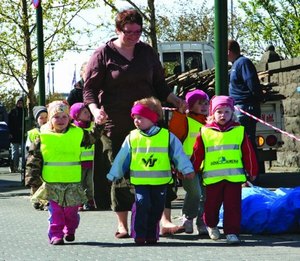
[70,102,86,121]
[131,104,158,123]
[185,89,209,109]
[210,95,235,115]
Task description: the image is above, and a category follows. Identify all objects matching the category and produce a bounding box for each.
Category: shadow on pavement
[61,236,300,247]
[0,179,28,194]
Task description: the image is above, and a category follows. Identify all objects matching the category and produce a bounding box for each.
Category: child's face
[190,99,209,116]
[50,112,70,133]
[133,115,154,131]
[77,107,91,122]
[213,106,233,125]
[37,112,48,127]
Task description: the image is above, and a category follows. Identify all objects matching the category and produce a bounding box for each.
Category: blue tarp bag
[219,186,300,234]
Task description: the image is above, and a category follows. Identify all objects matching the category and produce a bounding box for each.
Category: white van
[157,41,215,76]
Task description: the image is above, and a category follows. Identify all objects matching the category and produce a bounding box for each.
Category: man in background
[8,96,25,172]
[67,62,87,106]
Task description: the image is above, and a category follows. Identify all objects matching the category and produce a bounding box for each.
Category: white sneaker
[226,234,240,244]
[207,227,220,240]
[197,225,208,235]
[182,218,194,234]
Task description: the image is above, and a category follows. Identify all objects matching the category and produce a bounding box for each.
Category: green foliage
[237,0,300,59]
[46,92,66,104]
[156,1,214,42]
[0,0,101,112]
[0,89,27,112]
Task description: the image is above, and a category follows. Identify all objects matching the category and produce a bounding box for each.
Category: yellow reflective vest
[80,122,95,162]
[28,128,40,143]
[40,126,83,183]
[129,128,173,185]
[182,117,203,157]
[201,126,246,185]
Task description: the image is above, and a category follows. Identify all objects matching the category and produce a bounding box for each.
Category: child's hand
[176,171,184,180]
[184,172,195,180]
[92,106,108,125]
[178,99,188,114]
[98,106,108,124]
[249,176,256,182]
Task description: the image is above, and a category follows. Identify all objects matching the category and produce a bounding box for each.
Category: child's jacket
[191,121,258,185]
[107,125,194,183]
[169,110,206,143]
[25,124,104,207]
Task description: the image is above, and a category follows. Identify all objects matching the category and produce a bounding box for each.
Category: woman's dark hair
[115,9,143,31]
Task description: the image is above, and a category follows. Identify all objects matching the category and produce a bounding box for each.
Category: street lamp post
[51,62,55,94]
[33,0,45,105]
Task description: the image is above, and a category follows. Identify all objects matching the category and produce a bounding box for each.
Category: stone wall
[257,57,300,170]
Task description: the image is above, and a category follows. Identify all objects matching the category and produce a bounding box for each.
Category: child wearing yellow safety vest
[191,95,258,245]
[25,100,107,245]
[107,97,195,245]
[25,105,48,211]
[70,102,96,211]
[169,89,209,236]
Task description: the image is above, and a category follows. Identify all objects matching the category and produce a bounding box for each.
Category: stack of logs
[165,67,285,101]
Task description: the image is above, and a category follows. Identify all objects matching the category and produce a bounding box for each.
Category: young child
[25,100,107,245]
[169,89,209,235]
[26,106,48,150]
[191,95,258,244]
[107,97,195,245]
[70,102,96,211]
[25,105,48,211]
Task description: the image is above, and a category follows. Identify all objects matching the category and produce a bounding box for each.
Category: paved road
[0,168,299,261]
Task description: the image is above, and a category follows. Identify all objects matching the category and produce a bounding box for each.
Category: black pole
[214,0,228,95]
[36,2,46,105]
[21,94,26,185]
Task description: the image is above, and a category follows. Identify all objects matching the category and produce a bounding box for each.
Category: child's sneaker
[226,234,240,245]
[197,225,208,235]
[134,238,146,245]
[78,204,84,211]
[84,200,96,211]
[182,217,194,234]
[65,234,75,242]
[33,202,41,210]
[207,227,220,240]
[50,237,64,245]
[146,238,158,245]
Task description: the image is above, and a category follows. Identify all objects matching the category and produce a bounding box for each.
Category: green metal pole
[214,0,228,95]
[36,3,46,105]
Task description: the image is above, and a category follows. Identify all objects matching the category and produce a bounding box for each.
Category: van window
[161,52,203,76]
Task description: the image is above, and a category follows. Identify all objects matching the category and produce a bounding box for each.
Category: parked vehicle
[158,41,284,168]
[157,41,215,76]
[256,100,284,161]
[0,121,10,167]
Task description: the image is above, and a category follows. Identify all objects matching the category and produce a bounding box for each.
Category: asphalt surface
[0,167,300,261]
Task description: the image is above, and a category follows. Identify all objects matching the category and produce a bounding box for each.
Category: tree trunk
[148,0,158,52]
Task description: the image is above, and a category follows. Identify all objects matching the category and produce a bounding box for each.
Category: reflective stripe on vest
[201,126,246,185]
[182,117,203,157]
[40,126,83,183]
[129,128,172,185]
[80,122,95,162]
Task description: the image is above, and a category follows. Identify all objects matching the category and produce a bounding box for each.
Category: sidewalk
[0,167,300,261]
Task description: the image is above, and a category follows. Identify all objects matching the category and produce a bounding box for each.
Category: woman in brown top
[84,8,185,238]
[83,9,186,238]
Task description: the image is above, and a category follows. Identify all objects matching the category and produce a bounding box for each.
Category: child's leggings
[48,200,80,240]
